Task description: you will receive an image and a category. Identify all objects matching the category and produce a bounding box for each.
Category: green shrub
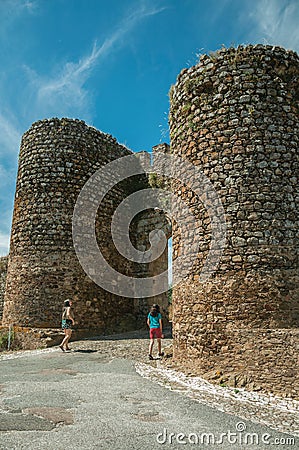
[0,329,14,351]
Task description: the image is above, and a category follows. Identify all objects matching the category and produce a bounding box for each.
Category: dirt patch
[23,407,74,425]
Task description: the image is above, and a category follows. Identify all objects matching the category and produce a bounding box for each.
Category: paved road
[0,347,297,449]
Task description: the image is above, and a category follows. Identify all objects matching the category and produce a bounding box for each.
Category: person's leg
[157,338,161,354]
[65,330,72,350]
[158,333,164,357]
[149,338,154,357]
[59,330,67,350]
[63,329,71,349]
[60,329,71,349]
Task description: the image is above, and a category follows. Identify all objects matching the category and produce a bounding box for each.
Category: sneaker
[59,345,65,352]
[158,352,164,357]
[149,354,154,360]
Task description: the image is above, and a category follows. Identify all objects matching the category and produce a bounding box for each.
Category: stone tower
[2,118,145,331]
[169,45,299,396]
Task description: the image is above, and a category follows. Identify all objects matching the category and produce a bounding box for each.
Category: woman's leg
[157,338,162,354]
[60,329,71,349]
[149,338,154,356]
[65,330,72,349]
[59,330,67,350]
[64,329,72,349]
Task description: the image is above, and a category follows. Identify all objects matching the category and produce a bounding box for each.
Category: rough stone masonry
[1,44,298,398]
[1,118,168,333]
[169,44,298,397]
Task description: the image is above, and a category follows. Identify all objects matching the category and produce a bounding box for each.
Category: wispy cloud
[0,232,10,256]
[1,0,38,12]
[28,2,166,118]
[0,1,34,255]
[0,161,15,256]
[0,0,38,37]
[0,1,166,255]
[249,0,299,52]
[0,112,21,158]
[0,111,20,249]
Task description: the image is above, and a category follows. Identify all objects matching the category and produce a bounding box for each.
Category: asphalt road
[0,348,297,449]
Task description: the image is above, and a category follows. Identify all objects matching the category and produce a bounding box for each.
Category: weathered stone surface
[2,45,299,400]
[2,119,168,332]
[169,44,299,398]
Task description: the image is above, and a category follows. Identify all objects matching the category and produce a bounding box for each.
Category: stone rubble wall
[169,45,299,397]
[2,119,150,332]
[132,208,170,324]
[2,45,298,399]
[131,145,172,324]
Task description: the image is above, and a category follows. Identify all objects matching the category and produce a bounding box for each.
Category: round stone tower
[169,45,299,396]
[2,118,138,330]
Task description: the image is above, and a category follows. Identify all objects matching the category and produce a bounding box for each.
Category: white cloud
[0,1,167,255]
[27,2,166,117]
[0,164,16,255]
[0,0,38,37]
[0,112,20,255]
[0,112,21,158]
[249,0,299,52]
[0,0,38,13]
[0,232,10,256]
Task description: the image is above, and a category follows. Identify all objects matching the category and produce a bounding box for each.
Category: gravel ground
[68,329,299,438]
[1,328,298,438]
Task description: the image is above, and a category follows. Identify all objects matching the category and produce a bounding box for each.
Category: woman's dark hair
[150,306,158,317]
[64,300,71,308]
[152,304,160,313]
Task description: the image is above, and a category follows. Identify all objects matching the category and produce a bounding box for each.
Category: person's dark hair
[64,299,71,308]
[150,306,158,317]
[152,304,160,313]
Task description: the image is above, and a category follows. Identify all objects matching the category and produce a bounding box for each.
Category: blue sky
[0,0,298,256]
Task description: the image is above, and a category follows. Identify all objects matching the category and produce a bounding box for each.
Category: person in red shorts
[147,304,164,360]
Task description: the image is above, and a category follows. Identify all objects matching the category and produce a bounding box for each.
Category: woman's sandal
[149,354,154,360]
[59,345,65,352]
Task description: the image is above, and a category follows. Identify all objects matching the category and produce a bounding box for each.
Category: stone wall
[169,45,299,397]
[128,145,172,323]
[0,256,8,321]
[2,45,298,398]
[2,119,151,332]
[132,208,170,323]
